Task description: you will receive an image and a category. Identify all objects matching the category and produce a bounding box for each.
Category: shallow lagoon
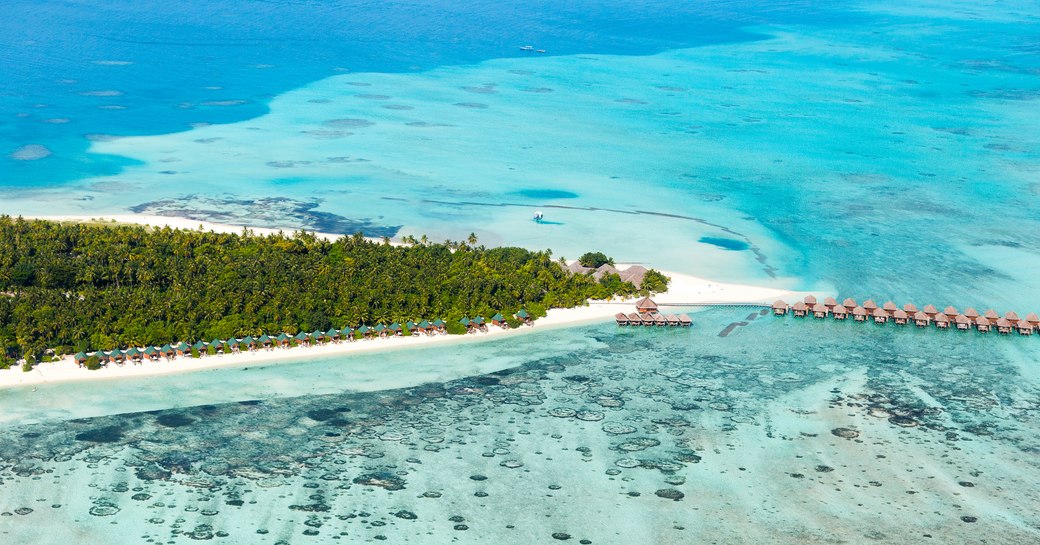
[2,310,1037,543]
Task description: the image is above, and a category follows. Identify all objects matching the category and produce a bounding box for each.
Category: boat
[536,49,546,53]
[519,45,534,51]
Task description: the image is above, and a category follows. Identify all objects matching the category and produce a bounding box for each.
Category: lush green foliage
[0,217,662,360]
[578,251,614,268]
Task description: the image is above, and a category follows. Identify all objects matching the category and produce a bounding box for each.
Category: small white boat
[536,49,546,53]
[519,45,534,51]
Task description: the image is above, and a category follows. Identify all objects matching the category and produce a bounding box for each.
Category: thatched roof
[943,306,958,316]
[852,306,867,316]
[862,299,878,310]
[1017,320,1032,329]
[823,297,838,307]
[975,316,990,326]
[934,313,949,322]
[635,297,658,310]
[842,298,857,308]
[1005,311,1020,321]
[771,300,788,310]
[902,303,918,313]
[954,314,970,324]
[964,307,979,318]
[619,266,648,286]
[893,309,908,319]
[923,304,938,314]
[914,311,929,321]
[679,314,692,324]
[832,305,847,314]
[792,302,807,311]
[812,303,827,313]
[873,308,887,317]
[996,318,1012,327]
[567,262,591,274]
[1026,313,1040,323]
[883,301,898,311]
[804,295,817,305]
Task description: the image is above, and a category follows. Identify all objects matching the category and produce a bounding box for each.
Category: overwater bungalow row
[615,311,691,327]
[770,297,1040,337]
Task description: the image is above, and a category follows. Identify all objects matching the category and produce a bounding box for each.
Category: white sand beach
[0,215,815,389]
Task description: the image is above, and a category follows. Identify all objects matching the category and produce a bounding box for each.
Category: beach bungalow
[893,309,909,326]
[812,303,828,319]
[943,306,959,321]
[842,298,858,312]
[226,338,241,354]
[330,328,343,343]
[803,295,817,307]
[862,299,879,314]
[653,313,668,326]
[678,314,693,327]
[934,314,950,329]
[294,331,310,346]
[416,320,431,335]
[666,314,681,326]
[357,325,373,339]
[92,350,110,365]
[374,324,388,338]
[823,297,838,312]
[1017,320,1034,336]
[975,316,991,332]
[389,323,403,336]
[433,319,447,333]
[143,346,160,361]
[192,340,208,355]
[258,334,273,349]
[903,303,918,316]
[491,313,507,328]
[241,336,257,351]
[176,342,191,356]
[964,307,980,320]
[954,314,971,331]
[852,306,868,322]
[276,333,291,348]
[996,318,1012,335]
[791,302,808,318]
[832,305,848,320]
[922,305,939,318]
[883,301,898,316]
[514,310,531,325]
[74,351,88,366]
[619,265,647,287]
[160,344,175,359]
[913,311,930,328]
[873,308,888,324]
[341,327,355,341]
[771,300,788,316]
[635,297,658,314]
[472,316,488,332]
[1005,311,1021,323]
[210,339,226,354]
[615,312,629,326]
[125,347,142,363]
[310,330,325,344]
[458,317,473,333]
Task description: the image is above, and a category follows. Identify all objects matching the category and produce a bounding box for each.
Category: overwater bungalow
[615,312,629,326]
[74,351,88,366]
[922,304,939,318]
[626,312,642,325]
[883,301,898,316]
[1028,313,1040,327]
[862,299,878,314]
[943,306,959,321]
[852,306,868,322]
[771,300,788,316]
[842,298,858,312]
[996,318,1012,335]
[963,307,980,319]
[913,311,930,328]
[635,297,658,314]
[873,308,888,324]
[812,303,828,319]
[955,314,971,331]
[666,314,681,326]
[893,309,909,325]
[678,314,693,327]
[803,295,817,308]
[1005,311,1021,323]
[832,305,848,320]
[975,316,991,332]
[653,313,667,327]
[514,310,531,325]
[1017,320,1034,336]
[934,314,950,329]
[823,297,838,311]
[984,309,1000,321]
[792,302,808,317]
[903,303,919,316]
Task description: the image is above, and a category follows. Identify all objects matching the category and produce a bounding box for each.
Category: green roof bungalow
[125,347,142,362]
[276,332,291,347]
[389,322,402,336]
[74,351,88,366]
[192,340,207,355]
[374,323,388,337]
[175,342,190,355]
[406,321,417,333]
[143,346,160,361]
[226,338,241,353]
[109,348,125,363]
[92,350,110,363]
[514,309,531,324]
[340,326,355,341]
[160,344,175,358]
[491,313,505,326]
[258,334,272,347]
[326,328,340,342]
[210,339,226,353]
[458,317,471,331]
[357,325,372,338]
[241,336,256,349]
[294,331,310,346]
[432,318,446,332]
[417,320,431,335]
[311,330,325,344]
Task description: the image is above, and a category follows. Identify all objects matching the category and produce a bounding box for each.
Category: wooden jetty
[771,296,1040,338]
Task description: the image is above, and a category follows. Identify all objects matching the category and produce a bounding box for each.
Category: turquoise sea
[2,0,1039,542]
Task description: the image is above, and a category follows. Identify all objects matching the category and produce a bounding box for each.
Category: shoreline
[0,214,815,390]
